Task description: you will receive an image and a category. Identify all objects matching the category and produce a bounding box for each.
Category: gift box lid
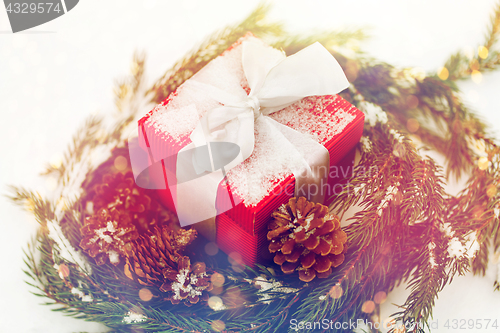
[138,33,364,235]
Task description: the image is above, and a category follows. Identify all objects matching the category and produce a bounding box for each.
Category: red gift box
[137,34,365,266]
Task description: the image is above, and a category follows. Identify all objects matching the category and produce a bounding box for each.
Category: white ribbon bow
[174,39,349,228]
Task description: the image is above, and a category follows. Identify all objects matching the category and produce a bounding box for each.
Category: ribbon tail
[175,143,220,227]
[175,141,244,239]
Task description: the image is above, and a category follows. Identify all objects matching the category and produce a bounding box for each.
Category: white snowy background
[1,0,500,332]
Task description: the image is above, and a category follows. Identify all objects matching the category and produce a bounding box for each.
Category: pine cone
[124,226,212,305]
[268,197,347,282]
[91,171,174,233]
[80,171,178,266]
[80,208,139,265]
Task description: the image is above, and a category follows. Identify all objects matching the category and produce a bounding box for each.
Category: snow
[376,182,400,216]
[358,101,388,126]
[389,129,404,143]
[360,136,372,152]
[122,311,147,324]
[108,250,120,264]
[71,287,93,302]
[428,242,438,268]
[47,220,93,274]
[170,269,206,300]
[446,232,479,260]
[252,276,299,303]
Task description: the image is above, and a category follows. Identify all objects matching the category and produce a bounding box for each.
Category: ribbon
[173,39,349,235]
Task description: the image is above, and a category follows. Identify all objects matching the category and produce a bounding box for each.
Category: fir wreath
[8,4,500,332]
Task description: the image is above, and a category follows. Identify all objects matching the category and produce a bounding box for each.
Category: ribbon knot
[246,95,261,119]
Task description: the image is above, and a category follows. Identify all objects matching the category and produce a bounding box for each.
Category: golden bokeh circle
[58,264,70,279]
[486,184,497,198]
[406,95,419,109]
[208,296,224,311]
[328,285,343,299]
[478,156,489,170]
[139,288,153,301]
[438,67,449,80]
[211,319,226,331]
[211,273,225,288]
[478,46,489,59]
[361,300,376,313]
[114,156,128,171]
[406,118,420,133]
[204,242,219,256]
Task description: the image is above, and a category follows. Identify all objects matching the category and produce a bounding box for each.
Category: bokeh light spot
[478,46,489,59]
[58,264,70,279]
[406,118,420,133]
[437,67,449,80]
[208,296,224,311]
[406,95,419,109]
[361,300,376,313]
[478,156,489,170]
[471,70,482,84]
[374,291,387,304]
[139,288,153,301]
[328,285,343,299]
[114,156,128,171]
[211,319,226,331]
[211,273,225,288]
[204,242,219,256]
[486,184,497,198]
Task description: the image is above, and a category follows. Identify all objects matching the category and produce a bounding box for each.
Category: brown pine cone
[268,197,347,282]
[124,226,212,306]
[80,208,139,265]
[91,171,175,233]
[80,171,178,266]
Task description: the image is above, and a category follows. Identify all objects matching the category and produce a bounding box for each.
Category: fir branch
[444,1,500,81]
[391,220,449,333]
[6,185,54,224]
[40,116,104,181]
[272,28,368,56]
